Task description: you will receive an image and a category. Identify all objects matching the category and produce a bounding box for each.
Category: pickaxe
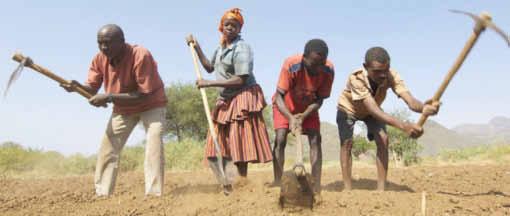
[4,53,93,99]
[417,10,510,127]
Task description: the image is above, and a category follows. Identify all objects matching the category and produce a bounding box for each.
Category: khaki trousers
[94,107,166,196]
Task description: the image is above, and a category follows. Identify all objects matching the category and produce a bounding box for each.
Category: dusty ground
[1,164,509,215]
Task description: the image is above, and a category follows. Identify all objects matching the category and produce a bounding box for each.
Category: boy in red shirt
[272,39,334,194]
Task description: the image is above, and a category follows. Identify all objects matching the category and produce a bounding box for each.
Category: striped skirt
[205,84,273,163]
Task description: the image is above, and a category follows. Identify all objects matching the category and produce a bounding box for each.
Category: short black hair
[304,39,328,57]
[365,47,390,65]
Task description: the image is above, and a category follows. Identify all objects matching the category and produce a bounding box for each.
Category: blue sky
[0,0,508,155]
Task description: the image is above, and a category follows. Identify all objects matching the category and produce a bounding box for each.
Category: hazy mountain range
[286,116,510,160]
[419,116,510,155]
[452,116,510,142]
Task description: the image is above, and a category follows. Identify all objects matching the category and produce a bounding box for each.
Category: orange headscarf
[219,8,244,47]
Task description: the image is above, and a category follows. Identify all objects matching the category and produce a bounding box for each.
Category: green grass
[0,139,206,178]
[0,142,96,177]
[438,143,510,163]
[2,139,508,178]
[164,139,205,170]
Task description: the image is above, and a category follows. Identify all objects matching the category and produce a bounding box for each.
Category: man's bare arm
[362,95,423,138]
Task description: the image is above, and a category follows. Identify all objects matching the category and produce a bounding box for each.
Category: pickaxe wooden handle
[417,11,510,127]
[12,53,93,99]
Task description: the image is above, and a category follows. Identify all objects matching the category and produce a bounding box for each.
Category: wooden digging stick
[187,42,227,185]
[12,53,93,99]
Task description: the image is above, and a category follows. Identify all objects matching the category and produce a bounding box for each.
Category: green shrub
[165,139,205,170]
[0,139,209,177]
[387,110,423,166]
[120,145,145,172]
[0,142,44,173]
[352,135,374,159]
[61,154,96,174]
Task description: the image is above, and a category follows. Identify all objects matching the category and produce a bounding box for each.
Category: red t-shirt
[274,54,334,114]
[86,44,167,114]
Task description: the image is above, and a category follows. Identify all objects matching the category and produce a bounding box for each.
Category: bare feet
[313,192,322,205]
[377,181,386,191]
[234,176,250,188]
[343,181,352,191]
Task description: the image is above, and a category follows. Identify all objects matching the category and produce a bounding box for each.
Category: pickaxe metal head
[3,55,33,99]
[449,9,510,46]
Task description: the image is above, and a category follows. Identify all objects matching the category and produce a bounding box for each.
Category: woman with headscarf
[186,8,272,194]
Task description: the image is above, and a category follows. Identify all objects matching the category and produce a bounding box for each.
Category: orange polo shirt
[86,44,167,115]
[274,54,335,114]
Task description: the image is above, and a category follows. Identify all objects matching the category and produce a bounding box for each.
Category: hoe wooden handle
[12,53,93,99]
[417,23,485,127]
[187,43,219,150]
[293,131,306,176]
[187,42,227,184]
[295,132,304,166]
[418,11,500,127]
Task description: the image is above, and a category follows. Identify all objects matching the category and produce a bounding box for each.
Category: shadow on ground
[322,178,415,192]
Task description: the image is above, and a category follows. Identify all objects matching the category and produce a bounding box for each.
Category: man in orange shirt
[61,24,167,196]
[336,47,440,191]
[272,39,334,194]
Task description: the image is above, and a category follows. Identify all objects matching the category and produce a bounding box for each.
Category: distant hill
[418,120,482,155]
[418,116,510,155]
[317,119,487,157]
[320,122,342,161]
[282,121,341,162]
[452,116,510,143]
[283,116,509,159]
